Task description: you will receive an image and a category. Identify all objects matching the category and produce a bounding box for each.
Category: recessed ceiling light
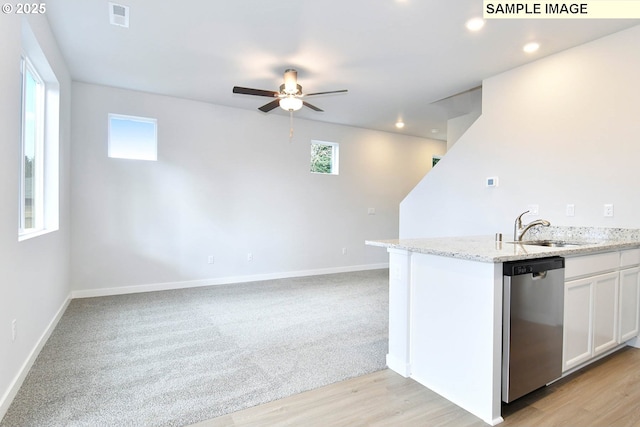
[395,121,405,129]
[465,17,485,32]
[523,42,540,53]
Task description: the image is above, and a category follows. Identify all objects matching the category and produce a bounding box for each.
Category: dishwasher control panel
[503,256,564,276]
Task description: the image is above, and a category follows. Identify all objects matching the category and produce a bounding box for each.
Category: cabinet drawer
[620,249,640,268]
[565,252,619,280]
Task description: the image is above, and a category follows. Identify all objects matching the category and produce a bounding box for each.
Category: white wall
[70,83,445,293]
[401,25,640,239]
[447,110,481,150]
[0,15,71,418]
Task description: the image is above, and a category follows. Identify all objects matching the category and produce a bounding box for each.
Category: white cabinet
[563,248,640,372]
[563,271,619,371]
[593,272,619,355]
[618,266,640,342]
[563,276,595,370]
[564,251,618,280]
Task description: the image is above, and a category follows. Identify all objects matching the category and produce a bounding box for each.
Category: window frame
[19,55,46,236]
[310,140,340,175]
[19,20,61,242]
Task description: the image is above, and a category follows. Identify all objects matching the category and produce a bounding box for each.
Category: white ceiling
[44,1,638,141]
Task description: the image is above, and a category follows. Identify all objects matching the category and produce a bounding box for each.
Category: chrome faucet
[514,210,551,241]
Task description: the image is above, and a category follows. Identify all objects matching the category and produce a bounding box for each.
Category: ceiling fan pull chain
[289,110,294,142]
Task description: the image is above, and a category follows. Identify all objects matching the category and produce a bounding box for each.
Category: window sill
[19,227,58,242]
[311,171,339,176]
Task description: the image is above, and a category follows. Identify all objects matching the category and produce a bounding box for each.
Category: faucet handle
[516,210,530,224]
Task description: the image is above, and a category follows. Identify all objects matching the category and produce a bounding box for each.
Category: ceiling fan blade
[304,89,348,97]
[258,99,281,112]
[233,86,279,97]
[303,101,324,112]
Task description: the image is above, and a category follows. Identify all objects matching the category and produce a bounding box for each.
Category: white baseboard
[386,353,411,378]
[71,263,389,299]
[0,294,71,421]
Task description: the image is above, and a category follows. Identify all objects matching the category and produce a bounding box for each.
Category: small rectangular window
[310,140,339,175]
[108,114,158,161]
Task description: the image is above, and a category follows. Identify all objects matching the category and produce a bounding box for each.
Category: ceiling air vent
[109,2,129,28]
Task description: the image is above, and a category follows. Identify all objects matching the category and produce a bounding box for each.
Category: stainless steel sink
[518,240,586,248]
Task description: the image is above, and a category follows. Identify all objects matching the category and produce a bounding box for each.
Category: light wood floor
[191,346,640,427]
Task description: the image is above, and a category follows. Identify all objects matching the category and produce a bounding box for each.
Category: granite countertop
[366,227,640,263]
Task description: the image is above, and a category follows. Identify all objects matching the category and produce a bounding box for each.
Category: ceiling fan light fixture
[280,97,303,111]
[283,69,299,94]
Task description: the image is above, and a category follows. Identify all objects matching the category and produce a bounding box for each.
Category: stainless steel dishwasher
[502,256,565,403]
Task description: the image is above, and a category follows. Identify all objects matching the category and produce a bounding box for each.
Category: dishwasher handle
[532,270,548,280]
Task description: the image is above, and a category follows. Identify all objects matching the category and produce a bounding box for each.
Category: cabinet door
[619,267,640,343]
[593,272,619,356]
[563,277,593,371]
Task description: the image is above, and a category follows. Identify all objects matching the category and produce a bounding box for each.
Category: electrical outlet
[342,247,347,255]
[604,204,614,217]
[367,208,375,215]
[566,204,575,217]
[527,204,539,215]
[207,255,214,264]
[247,252,253,262]
[11,319,16,341]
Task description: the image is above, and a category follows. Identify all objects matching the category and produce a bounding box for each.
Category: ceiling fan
[232,69,347,113]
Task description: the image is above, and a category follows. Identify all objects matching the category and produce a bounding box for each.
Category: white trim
[0,294,71,421]
[18,226,59,242]
[18,22,61,240]
[386,354,411,378]
[19,55,45,235]
[71,263,389,299]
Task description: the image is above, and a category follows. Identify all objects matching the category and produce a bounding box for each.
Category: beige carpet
[1,269,389,427]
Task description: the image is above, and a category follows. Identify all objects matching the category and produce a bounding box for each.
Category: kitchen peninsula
[366,228,640,425]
